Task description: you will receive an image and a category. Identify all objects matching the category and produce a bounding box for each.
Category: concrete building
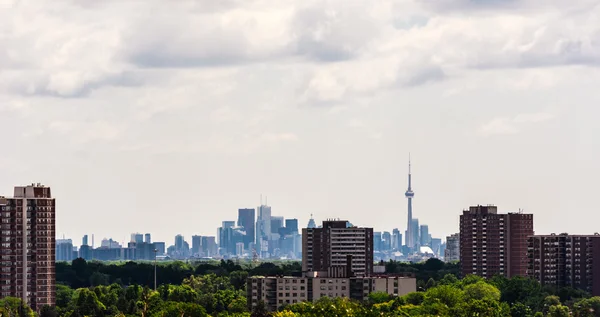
[527,234,600,296]
[444,233,460,262]
[0,184,56,311]
[459,205,533,278]
[302,220,374,277]
[237,208,255,249]
[248,275,416,311]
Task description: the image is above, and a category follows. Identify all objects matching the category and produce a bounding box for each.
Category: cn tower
[405,155,415,250]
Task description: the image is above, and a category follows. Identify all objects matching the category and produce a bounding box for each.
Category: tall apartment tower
[459,205,533,278]
[0,184,56,311]
[302,220,374,277]
[444,233,460,262]
[237,208,255,249]
[527,234,600,296]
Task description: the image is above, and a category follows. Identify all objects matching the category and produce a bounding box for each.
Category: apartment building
[0,184,56,311]
[247,275,416,311]
[459,205,533,278]
[527,234,600,296]
[302,220,373,277]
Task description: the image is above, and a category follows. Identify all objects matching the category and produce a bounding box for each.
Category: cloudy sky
[1,0,599,246]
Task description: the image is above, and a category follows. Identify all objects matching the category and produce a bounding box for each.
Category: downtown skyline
[2,1,599,246]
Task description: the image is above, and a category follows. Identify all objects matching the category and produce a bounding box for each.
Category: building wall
[528,234,600,296]
[247,276,416,311]
[0,184,56,311]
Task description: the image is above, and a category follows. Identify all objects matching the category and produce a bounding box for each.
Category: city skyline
[2,1,599,246]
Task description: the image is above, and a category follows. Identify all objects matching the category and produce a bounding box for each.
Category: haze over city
[1,0,599,245]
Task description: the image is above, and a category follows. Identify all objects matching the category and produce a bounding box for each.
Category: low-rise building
[247,274,416,311]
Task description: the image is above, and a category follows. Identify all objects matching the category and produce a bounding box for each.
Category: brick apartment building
[460,205,533,278]
[302,220,374,277]
[0,184,56,311]
[527,234,600,296]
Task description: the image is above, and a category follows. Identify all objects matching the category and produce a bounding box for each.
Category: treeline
[56,259,302,289]
[56,258,458,290]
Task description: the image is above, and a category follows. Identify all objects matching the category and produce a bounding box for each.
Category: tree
[250,300,271,317]
[423,285,464,308]
[510,302,533,317]
[548,304,570,317]
[230,271,249,290]
[39,305,59,317]
[573,297,600,317]
[463,281,501,302]
[0,297,35,317]
[368,291,392,304]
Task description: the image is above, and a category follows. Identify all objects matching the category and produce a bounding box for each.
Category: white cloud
[480,112,556,136]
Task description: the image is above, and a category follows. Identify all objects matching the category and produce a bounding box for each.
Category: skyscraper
[444,233,460,262]
[0,184,56,310]
[270,216,284,236]
[405,157,415,250]
[191,235,202,256]
[392,229,402,251]
[237,208,255,248]
[131,233,143,244]
[460,205,533,278]
[419,225,429,246]
[285,219,299,234]
[145,233,151,244]
[82,235,88,246]
[306,214,316,229]
[256,204,272,256]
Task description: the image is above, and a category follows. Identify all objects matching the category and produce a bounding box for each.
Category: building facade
[0,184,56,311]
[527,234,600,296]
[237,208,255,249]
[247,275,416,311]
[444,233,460,262]
[302,220,373,277]
[459,205,533,278]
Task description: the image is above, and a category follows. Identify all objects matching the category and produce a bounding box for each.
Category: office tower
[201,236,217,257]
[392,229,402,251]
[56,239,75,262]
[145,233,151,244]
[131,233,143,244]
[191,235,202,256]
[419,225,429,246]
[405,157,415,250]
[459,205,533,278]
[0,184,56,310]
[174,235,185,252]
[82,235,88,246]
[430,238,442,256]
[236,242,245,256]
[285,219,299,234]
[527,234,600,296]
[411,219,420,248]
[271,216,284,236]
[302,220,374,277]
[306,214,317,229]
[256,204,272,256]
[382,232,392,251]
[153,242,166,255]
[444,233,460,262]
[237,208,255,248]
[373,232,382,251]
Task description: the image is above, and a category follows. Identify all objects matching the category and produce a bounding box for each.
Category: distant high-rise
[382,232,392,251]
[237,208,255,248]
[419,225,429,246]
[56,239,75,262]
[201,236,217,257]
[285,219,299,234]
[405,157,416,250]
[131,233,144,244]
[0,184,56,310]
[256,204,272,257]
[271,216,284,236]
[302,220,374,277]
[191,235,202,256]
[445,233,460,262]
[145,233,151,244]
[175,235,185,251]
[409,219,419,249]
[82,235,89,246]
[373,232,382,251]
[460,205,533,278]
[392,229,402,251]
[306,214,316,229]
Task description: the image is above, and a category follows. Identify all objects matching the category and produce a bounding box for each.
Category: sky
[1,0,599,247]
